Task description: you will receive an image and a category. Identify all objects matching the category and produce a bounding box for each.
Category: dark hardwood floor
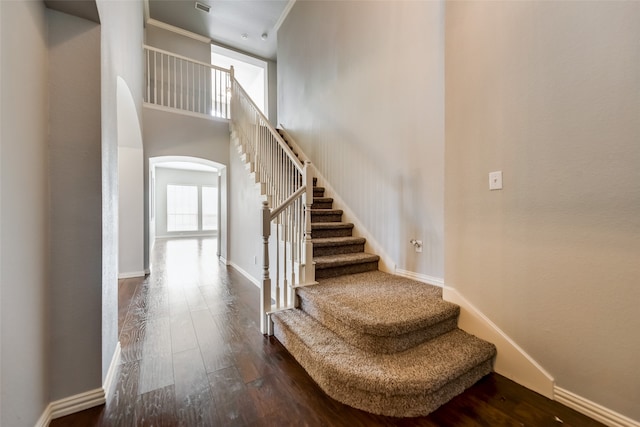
[51,237,604,427]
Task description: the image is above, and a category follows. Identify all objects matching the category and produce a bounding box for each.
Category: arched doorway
[148,156,227,272]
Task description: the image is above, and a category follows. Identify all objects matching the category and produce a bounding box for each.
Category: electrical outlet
[489,171,503,190]
[254,255,257,264]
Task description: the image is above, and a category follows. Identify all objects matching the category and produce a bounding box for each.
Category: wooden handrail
[232,80,304,172]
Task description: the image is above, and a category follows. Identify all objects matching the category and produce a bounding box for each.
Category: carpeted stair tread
[272,309,496,416]
[311,222,354,230]
[312,197,333,203]
[312,236,366,247]
[299,271,457,337]
[309,209,343,215]
[314,252,380,269]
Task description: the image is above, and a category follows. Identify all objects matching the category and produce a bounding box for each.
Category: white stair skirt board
[394,268,444,288]
[554,387,640,427]
[228,261,260,288]
[118,270,146,279]
[442,286,555,399]
[35,342,122,426]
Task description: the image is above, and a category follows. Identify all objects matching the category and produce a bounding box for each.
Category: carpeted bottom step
[298,271,460,353]
[272,309,496,417]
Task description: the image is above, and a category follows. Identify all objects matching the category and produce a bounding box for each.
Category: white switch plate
[489,171,503,190]
[415,240,423,253]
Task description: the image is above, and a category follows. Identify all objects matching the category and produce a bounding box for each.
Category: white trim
[554,387,640,427]
[219,255,229,265]
[442,285,555,398]
[103,342,121,399]
[143,102,229,123]
[145,268,151,275]
[273,0,297,33]
[50,388,105,420]
[35,405,52,427]
[146,18,211,44]
[228,261,260,288]
[394,268,444,287]
[118,271,146,279]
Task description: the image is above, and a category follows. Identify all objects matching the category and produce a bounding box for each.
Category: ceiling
[147,0,293,60]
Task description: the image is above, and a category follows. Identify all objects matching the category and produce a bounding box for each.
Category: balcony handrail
[143,44,230,73]
[144,45,231,118]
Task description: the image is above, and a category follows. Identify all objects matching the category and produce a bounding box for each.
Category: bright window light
[202,186,218,231]
[167,184,198,231]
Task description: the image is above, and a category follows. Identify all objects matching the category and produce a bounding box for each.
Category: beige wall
[278,0,445,279]
[48,8,103,401]
[445,1,640,420]
[0,1,49,424]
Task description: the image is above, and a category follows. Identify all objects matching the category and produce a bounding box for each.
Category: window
[202,186,218,231]
[211,45,267,116]
[167,185,198,231]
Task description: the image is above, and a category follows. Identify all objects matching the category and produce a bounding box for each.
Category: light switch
[489,171,503,190]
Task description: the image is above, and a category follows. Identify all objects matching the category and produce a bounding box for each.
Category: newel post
[301,161,316,286]
[261,201,273,335]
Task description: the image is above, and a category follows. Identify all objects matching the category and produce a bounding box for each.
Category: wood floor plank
[191,308,234,373]
[134,385,177,427]
[138,317,173,394]
[209,366,259,426]
[170,311,198,354]
[183,284,208,311]
[100,361,140,427]
[173,348,217,426]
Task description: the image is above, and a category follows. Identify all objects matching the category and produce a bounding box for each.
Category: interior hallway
[51,237,604,426]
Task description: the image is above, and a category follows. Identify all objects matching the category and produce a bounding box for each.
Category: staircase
[270,129,497,417]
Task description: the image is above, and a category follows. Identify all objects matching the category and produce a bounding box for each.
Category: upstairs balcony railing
[144,45,231,119]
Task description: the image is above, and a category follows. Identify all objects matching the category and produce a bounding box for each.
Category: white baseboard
[219,255,229,265]
[554,387,640,427]
[118,270,146,279]
[228,261,260,288]
[35,344,121,425]
[442,285,555,399]
[35,405,52,427]
[103,342,121,399]
[49,388,105,420]
[394,268,444,287]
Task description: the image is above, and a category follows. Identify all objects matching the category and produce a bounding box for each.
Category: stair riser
[313,243,365,257]
[310,213,343,223]
[299,296,458,354]
[272,312,495,417]
[313,189,325,197]
[315,260,378,279]
[312,228,353,238]
[312,202,333,209]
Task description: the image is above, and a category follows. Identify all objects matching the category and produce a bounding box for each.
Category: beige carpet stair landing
[272,131,496,417]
